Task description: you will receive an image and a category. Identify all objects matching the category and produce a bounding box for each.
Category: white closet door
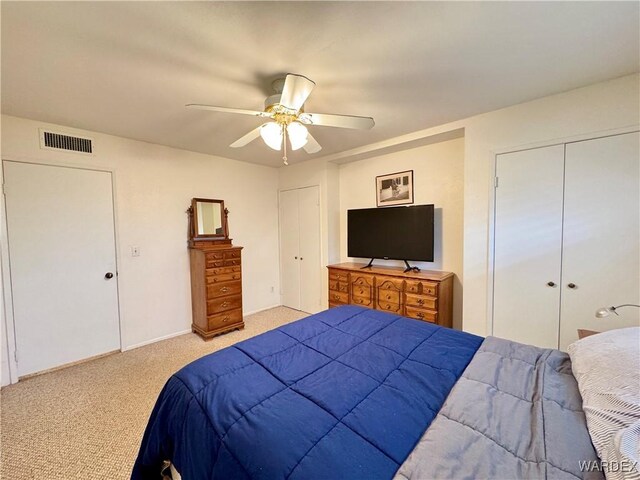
[4,161,120,376]
[493,145,565,349]
[279,189,301,309]
[559,132,640,349]
[298,186,321,314]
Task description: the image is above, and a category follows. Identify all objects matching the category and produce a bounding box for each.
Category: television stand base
[361,258,375,269]
[403,260,421,273]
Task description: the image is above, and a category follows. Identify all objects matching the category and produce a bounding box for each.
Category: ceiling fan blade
[230,125,263,148]
[303,132,322,154]
[300,112,374,130]
[186,104,271,118]
[279,74,315,112]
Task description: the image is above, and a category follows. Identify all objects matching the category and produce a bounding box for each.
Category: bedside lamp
[595,304,640,318]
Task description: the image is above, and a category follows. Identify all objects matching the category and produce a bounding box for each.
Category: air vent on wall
[39,130,93,154]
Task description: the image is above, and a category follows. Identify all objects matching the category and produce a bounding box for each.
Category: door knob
[547,281,556,287]
[105,272,114,279]
[300,257,303,261]
[294,256,298,259]
[567,283,577,289]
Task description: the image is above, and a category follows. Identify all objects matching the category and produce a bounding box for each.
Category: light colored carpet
[0,306,307,480]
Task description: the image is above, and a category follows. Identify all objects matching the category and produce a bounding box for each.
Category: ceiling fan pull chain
[282,124,289,165]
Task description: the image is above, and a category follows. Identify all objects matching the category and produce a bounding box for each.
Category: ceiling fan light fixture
[287,122,309,151]
[260,122,283,150]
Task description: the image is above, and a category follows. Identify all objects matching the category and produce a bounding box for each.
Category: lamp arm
[611,304,640,310]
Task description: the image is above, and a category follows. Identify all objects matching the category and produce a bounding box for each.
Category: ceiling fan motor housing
[264,94,282,111]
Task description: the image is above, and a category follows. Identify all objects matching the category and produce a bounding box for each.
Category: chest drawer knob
[223,316,229,322]
[221,301,229,308]
[220,287,229,293]
[417,312,424,319]
[417,298,424,305]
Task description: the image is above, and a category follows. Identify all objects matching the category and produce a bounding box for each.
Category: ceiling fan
[186,74,375,165]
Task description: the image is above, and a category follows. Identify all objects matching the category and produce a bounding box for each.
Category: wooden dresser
[189,244,244,339]
[327,262,454,328]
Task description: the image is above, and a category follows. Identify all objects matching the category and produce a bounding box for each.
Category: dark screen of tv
[347,205,434,262]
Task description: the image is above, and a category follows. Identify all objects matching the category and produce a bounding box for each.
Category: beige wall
[338,138,465,328]
[1,115,280,385]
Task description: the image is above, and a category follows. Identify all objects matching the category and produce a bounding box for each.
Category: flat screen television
[347,205,434,262]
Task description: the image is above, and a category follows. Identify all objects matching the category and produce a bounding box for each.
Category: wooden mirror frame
[187,198,230,245]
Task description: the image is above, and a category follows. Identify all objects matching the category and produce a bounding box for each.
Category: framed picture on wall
[376,170,414,207]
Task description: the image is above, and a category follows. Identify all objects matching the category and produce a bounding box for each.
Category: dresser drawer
[405,293,437,310]
[377,279,404,292]
[207,281,241,298]
[405,307,437,323]
[405,280,438,296]
[377,299,402,314]
[329,280,349,293]
[351,283,372,298]
[206,258,241,268]
[378,289,400,304]
[329,270,349,282]
[206,251,225,261]
[224,250,241,260]
[208,308,243,330]
[207,266,241,276]
[207,271,241,284]
[351,294,373,308]
[329,291,348,304]
[207,295,242,314]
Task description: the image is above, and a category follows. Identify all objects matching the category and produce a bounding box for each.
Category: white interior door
[4,161,120,376]
[298,186,321,314]
[559,132,640,349]
[279,189,301,310]
[493,145,565,349]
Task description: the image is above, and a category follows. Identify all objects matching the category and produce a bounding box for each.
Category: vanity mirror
[188,198,229,243]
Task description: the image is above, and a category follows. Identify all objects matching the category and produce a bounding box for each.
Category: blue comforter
[132,305,483,479]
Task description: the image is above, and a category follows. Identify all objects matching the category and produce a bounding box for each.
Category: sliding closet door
[279,189,301,310]
[493,145,565,348]
[559,132,640,349]
[298,186,321,314]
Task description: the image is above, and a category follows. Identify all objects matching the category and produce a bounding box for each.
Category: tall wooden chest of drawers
[189,244,244,339]
[327,262,454,328]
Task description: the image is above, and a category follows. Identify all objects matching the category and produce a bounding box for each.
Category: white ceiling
[2,2,638,167]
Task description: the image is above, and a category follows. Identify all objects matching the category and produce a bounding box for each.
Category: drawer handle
[223,316,230,322]
[213,278,218,283]
[417,299,424,305]
[333,294,340,300]
[417,312,424,319]
[220,287,229,293]
[386,294,391,300]
[221,302,229,308]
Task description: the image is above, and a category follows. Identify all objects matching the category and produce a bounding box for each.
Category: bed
[132,305,633,480]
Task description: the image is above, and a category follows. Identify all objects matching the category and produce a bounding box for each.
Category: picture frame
[376,170,414,207]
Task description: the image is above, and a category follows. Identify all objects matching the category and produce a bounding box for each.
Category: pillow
[568,327,640,480]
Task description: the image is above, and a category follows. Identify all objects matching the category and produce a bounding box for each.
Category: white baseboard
[122,305,286,352]
[122,329,192,352]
